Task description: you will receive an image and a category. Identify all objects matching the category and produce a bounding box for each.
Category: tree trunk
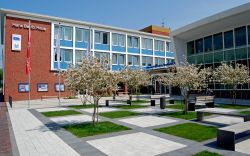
[92,97,99,125]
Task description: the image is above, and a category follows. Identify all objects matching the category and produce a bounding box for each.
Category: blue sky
[1,0,250,30]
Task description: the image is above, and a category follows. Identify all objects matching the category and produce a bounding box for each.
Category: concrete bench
[196,109,250,122]
[195,96,215,108]
[105,99,130,106]
[41,96,59,100]
[217,121,250,150]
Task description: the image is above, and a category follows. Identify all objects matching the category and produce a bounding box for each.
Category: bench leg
[244,116,250,122]
[105,100,109,107]
[197,112,204,121]
[217,130,235,151]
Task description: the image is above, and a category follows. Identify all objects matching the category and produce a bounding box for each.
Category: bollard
[105,100,109,107]
[9,96,12,108]
[151,100,155,106]
[160,96,166,109]
[127,100,131,106]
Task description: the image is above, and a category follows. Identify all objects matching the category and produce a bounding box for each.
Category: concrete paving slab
[36,107,69,112]
[196,108,236,113]
[50,114,94,126]
[87,132,186,156]
[119,115,177,127]
[204,116,244,125]
[236,138,250,155]
[81,107,121,113]
[131,107,177,114]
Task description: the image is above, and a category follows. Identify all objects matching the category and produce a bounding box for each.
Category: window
[148,39,153,50]
[142,38,147,49]
[224,30,234,49]
[159,41,164,51]
[195,38,203,53]
[112,53,118,64]
[75,50,84,63]
[128,55,132,65]
[235,26,246,47]
[95,52,110,64]
[142,56,146,66]
[95,32,101,43]
[102,32,109,44]
[166,42,170,51]
[213,33,223,50]
[159,58,165,65]
[133,37,139,48]
[63,27,73,41]
[127,36,132,47]
[118,34,125,46]
[75,28,83,42]
[154,40,159,51]
[54,48,62,62]
[148,57,153,66]
[248,26,250,45]
[64,49,73,63]
[112,33,118,46]
[84,30,90,42]
[187,41,195,55]
[133,56,139,65]
[204,36,212,52]
[155,58,159,65]
[119,54,125,65]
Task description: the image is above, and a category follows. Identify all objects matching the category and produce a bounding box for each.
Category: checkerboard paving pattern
[131,107,177,114]
[50,114,94,126]
[81,107,121,113]
[36,107,69,112]
[204,116,244,125]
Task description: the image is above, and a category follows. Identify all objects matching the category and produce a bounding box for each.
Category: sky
[1,0,250,31]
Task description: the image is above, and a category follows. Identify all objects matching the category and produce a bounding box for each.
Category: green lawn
[114,105,147,109]
[161,111,210,120]
[68,104,94,109]
[100,111,140,119]
[216,104,250,109]
[42,110,81,117]
[155,123,217,142]
[240,111,250,115]
[166,104,183,110]
[63,121,130,137]
[131,99,150,104]
[193,150,221,156]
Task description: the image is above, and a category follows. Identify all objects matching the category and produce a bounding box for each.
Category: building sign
[12,34,21,51]
[37,83,48,92]
[55,83,64,92]
[12,23,46,31]
[18,83,30,92]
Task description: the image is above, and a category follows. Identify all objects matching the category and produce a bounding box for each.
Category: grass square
[131,100,150,104]
[68,104,94,109]
[114,105,148,109]
[192,150,221,156]
[161,111,210,120]
[63,121,130,137]
[99,111,140,119]
[41,110,81,117]
[216,104,250,109]
[240,111,250,115]
[155,123,217,142]
[166,104,183,110]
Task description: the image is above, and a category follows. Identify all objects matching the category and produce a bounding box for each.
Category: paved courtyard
[5,98,250,156]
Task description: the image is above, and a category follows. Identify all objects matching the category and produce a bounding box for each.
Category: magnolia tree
[120,66,151,101]
[64,57,121,125]
[213,63,250,104]
[158,63,212,114]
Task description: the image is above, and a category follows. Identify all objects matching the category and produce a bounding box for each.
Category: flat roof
[0,8,169,40]
[171,2,250,40]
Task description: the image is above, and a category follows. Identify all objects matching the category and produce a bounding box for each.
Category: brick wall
[4,16,71,101]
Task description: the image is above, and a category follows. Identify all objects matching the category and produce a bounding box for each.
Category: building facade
[0,9,174,101]
[172,3,250,100]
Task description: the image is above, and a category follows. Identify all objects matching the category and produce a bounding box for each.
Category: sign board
[12,34,21,51]
[18,83,30,92]
[37,83,48,92]
[55,83,64,92]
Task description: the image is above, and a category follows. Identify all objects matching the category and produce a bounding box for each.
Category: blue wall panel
[95,44,110,51]
[112,65,125,71]
[75,42,88,48]
[127,48,140,54]
[142,49,153,55]
[112,46,125,52]
[155,51,165,57]
[166,52,175,57]
[53,62,71,70]
[60,40,73,47]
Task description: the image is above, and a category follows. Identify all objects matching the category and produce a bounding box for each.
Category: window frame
[75,28,83,42]
[112,53,118,65]
[63,26,73,41]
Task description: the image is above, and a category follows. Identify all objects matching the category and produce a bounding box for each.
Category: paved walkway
[0,102,12,156]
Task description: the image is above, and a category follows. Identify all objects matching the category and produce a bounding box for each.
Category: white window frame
[63,26,73,41]
[75,28,83,42]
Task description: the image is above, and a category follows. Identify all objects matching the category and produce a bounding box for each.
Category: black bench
[217,121,250,151]
[105,99,131,106]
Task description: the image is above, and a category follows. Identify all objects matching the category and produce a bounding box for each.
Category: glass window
[128,55,132,65]
[187,41,195,55]
[133,55,139,65]
[112,33,118,46]
[155,58,159,65]
[142,38,146,49]
[159,58,165,64]
[224,30,234,49]
[75,28,83,42]
[133,37,139,48]
[204,36,212,52]
[154,40,159,51]
[64,27,73,41]
[148,39,153,50]
[112,53,118,64]
[142,56,146,66]
[54,48,62,62]
[148,57,153,66]
[159,41,164,51]
[127,36,132,47]
[119,54,125,65]
[102,32,109,44]
[95,32,101,43]
[248,26,250,45]
[213,33,223,50]
[235,26,246,47]
[64,49,73,63]
[75,50,84,63]
[166,42,170,51]
[119,34,125,47]
[195,38,203,53]
[84,30,90,42]
[54,25,60,39]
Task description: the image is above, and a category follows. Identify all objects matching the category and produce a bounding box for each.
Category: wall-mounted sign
[12,34,21,51]
[12,23,46,31]
[37,83,48,92]
[55,83,65,92]
[18,83,30,92]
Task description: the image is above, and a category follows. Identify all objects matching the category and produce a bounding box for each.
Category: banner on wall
[12,34,21,51]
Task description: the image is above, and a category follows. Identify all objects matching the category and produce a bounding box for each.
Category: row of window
[54,49,172,67]
[187,25,250,55]
[54,25,170,51]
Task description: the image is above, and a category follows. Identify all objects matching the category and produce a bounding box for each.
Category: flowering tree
[158,63,212,114]
[64,57,121,125]
[213,63,250,104]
